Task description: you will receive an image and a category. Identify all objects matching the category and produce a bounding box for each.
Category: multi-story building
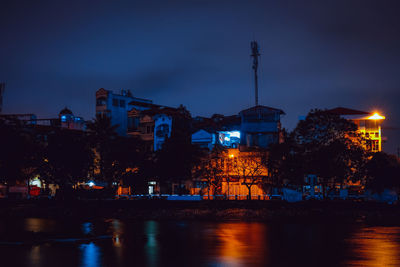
[95,88,153,136]
[191,105,285,199]
[328,107,385,152]
[128,105,190,152]
[192,105,285,151]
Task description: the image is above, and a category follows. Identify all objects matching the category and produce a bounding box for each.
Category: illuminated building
[192,105,285,150]
[191,105,284,199]
[58,107,86,131]
[95,88,153,136]
[328,107,386,152]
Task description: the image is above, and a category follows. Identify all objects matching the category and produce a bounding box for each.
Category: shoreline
[1,199,400,225]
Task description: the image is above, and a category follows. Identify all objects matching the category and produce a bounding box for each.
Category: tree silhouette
[194,144,226,198]
[365,152,400,192]
[288,109,367,196]
[86,113,118,184]
[232,152,267,200]
[38,128,93,189]
[0,118,39,190]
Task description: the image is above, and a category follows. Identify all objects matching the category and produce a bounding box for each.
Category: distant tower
[251,41,260,106]
[0,83,4,113]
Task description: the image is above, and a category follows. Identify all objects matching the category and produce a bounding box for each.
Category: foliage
[194,144,226,197]
[38,129,93,187]
[86,113,118,183]
[104,136,144,186]
[154,106,203,193]
[155,134,203,193]
[365,152,400,192]
[268,109,368,192]
[0,118,39,186]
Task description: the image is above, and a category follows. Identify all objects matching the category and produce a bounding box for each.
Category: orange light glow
[368,113,385,120]
[229,154,235,158]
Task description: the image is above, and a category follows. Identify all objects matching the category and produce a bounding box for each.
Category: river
[1,218,400,266]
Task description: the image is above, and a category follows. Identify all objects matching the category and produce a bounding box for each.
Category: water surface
[1,218,400,266]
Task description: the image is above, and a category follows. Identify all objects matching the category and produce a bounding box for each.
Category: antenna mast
[251,41,260,106]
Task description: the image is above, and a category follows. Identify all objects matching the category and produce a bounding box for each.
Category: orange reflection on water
[346,227,400,267]
[213,222,268,266]
[24,218,55,232]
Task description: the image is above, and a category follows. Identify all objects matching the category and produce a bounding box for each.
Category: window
[120,100,125,108]
[156,124,170,137]
[96,97,107,106]
[112,99,118,107]
[371,140,379,152]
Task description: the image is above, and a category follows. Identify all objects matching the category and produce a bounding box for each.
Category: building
[95,88,153,136]
[192,105,285,151]
[59,107,86,131]
[328,107,386,152]
[128,105,191,152]
[191,105,285,199]
[0,108,86,131]
[240,105,285,148]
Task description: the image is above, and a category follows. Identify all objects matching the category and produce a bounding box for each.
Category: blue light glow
[218,131,241,148]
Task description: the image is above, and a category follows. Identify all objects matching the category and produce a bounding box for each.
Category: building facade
[192,105,285,151]
[328,107,385,152]
[95,88,153,136]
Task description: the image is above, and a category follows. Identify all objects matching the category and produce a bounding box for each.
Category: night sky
[1,0,399,154]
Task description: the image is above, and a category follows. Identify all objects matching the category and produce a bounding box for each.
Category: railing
[115,194,283,201]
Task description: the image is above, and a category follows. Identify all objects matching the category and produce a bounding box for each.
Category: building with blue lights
[192,105,285,150]
[59,107,86,131]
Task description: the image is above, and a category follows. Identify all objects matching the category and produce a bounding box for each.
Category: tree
[292,109,361,149]
[194,144,226,198]
[38,129,93,190]
[289,109,367,196]
[0,118,39,190]
[365,152,400,192]
[155,135,203,194]
[232,152,268,200]
[86,113,118,184]
[104,136,144,187]
[154,106,203,194]
[267,140,305,189]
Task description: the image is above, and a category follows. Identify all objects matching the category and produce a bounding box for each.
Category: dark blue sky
[1,0,399,154]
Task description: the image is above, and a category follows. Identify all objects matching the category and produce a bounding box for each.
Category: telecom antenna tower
[251,41,260,106]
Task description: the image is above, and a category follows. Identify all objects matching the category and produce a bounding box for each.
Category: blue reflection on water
[81,222,93,235]
[80,242,101,267]
[145,221,159,267]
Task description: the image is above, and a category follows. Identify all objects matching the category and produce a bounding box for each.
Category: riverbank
[1,199,400,224]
